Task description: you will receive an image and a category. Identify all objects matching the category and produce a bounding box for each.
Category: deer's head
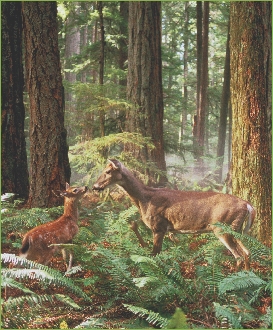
[92,159,123,191]
[53,183,88,199]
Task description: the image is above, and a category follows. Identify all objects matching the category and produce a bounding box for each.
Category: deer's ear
[108,159,121,170]
[65,182,70,190]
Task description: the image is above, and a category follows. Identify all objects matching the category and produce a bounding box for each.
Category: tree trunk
[196,1,209,162]
[230,1,272,244]
[1,1,29,199]
[196,1,202,112]
[97,1,105,138]
[180,1,189,151]
[216,21,230,182]
[118,1,128,88]
[23,2,71,208]
[126,1,166,183]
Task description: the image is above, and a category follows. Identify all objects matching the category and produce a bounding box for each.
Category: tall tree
[196,1,209,162]
[216,21,230,182]
[230,1,271,244]
[1,1,29,199]
[23,1,71,208]
[126,1,166,182]
[64,2,80,104]
[180,1,189,149]
[97,1,105,138]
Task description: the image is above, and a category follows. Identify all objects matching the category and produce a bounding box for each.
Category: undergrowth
[1,196,272,329]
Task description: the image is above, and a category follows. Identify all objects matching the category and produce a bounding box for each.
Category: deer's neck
[119,168,152,204]
[63,198,79,220]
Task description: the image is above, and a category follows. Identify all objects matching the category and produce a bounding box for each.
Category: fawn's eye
[105,169,111,174]
[73,188,78,193]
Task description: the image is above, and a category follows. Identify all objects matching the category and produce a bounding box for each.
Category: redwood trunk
[23,2,71,208]
[230,1,271,244]
[126,1,166,182]
[1,1,29,199]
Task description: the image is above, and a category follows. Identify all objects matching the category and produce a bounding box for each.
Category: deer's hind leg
[213,230,250,270]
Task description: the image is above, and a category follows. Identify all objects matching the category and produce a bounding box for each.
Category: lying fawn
[93,159,256,270]
[19,183,88,270]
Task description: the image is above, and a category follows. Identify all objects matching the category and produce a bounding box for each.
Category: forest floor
[1,192,272,329]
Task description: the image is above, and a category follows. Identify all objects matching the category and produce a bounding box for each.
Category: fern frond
[123,304,168,328]
[218,271,266,295]
[1,253,91,302]
[3,294,54,310]
[54,294,81,310]
[213,302,242,329]
[1,276,34,294]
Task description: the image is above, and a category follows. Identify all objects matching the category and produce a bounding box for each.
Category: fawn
[19,183,88,270]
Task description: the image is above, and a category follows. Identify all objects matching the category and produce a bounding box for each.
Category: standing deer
[19,183,88,270]
[93,159,256,270]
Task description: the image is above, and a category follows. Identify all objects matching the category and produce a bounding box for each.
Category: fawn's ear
[66,182,70,190]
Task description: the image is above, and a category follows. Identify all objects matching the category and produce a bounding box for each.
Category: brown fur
[19,183,88,270]
[93,159,255,270]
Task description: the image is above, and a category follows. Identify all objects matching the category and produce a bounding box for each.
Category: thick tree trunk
[23,2,71,208]
[126,1,166,183]
[1,2,29,199]
[230,1,271,244]
[216,22,230,182]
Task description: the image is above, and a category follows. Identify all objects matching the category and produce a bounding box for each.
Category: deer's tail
[243,203,256,234]
[19,237,30,257]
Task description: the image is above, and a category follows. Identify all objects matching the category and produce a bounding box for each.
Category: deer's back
[142,189,249,231]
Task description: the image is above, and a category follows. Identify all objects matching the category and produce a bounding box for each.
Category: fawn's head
[92,159,123,191]
[53,183,88,199]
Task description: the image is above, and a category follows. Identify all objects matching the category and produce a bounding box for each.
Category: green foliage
[214,271,272,328]
[167,308,189,329]
[1,253,91,329]
[1,253,91,302]
[123,304,169,328]
[1,199,271,328]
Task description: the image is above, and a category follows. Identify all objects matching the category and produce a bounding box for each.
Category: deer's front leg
[151,231,165,255]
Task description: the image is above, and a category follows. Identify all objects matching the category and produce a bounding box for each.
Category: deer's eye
[105,169,111,174]
[73,188,78,193]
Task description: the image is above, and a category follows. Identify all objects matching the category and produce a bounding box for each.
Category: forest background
[1,1,272,329]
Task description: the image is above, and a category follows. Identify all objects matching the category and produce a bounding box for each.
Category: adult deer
[19,183,88,270]
[93,159,255,270]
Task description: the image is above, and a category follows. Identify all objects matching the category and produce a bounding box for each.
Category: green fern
[213,302,243,329]
[1,253,92,302]
[123,304,168,328]
[218,271,266,295]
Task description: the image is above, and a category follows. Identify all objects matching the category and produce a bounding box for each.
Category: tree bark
[126,1,166,183]
[230,1,272,244]
[196,1,209,162]
[1,1,29,199]
[180,1,189,150]
[97,1,105,138]
[216,21,230,182]
[23,2,71,208]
